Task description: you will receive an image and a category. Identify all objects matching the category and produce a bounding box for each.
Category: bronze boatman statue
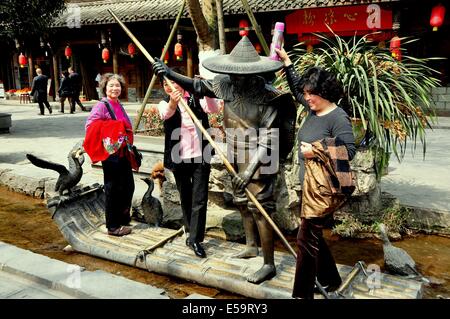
[152,36,296,284]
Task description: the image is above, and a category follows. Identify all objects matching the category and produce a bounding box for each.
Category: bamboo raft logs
[47,184,424,299]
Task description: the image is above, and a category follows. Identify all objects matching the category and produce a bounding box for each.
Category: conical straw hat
[202,36,283,75]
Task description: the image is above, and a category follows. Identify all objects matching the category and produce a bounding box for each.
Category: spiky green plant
[275,31,441,169]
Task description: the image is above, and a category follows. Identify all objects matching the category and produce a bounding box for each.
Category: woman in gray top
[276,48,356,299]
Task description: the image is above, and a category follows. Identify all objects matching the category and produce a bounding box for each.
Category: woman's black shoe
[190,242,206,258]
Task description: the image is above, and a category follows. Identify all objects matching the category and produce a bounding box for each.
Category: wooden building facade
[1,0,448,106]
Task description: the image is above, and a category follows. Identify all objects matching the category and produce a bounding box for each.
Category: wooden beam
[187,46,193,78]
[240,0,270,56]
[52,55,59,102]
[113,47,119,74]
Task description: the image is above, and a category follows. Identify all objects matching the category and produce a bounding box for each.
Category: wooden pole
[28,54,34,86]
[131,0,186,132]
[113,47,119,75]
[216,0,227,54]
[142,227,184,254]
[52,55,59,102]
[108,8,295,259]
[240,0,270,56]
[187,46,194,78]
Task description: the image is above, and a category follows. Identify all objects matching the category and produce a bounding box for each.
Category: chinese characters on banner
[286,4,393,37]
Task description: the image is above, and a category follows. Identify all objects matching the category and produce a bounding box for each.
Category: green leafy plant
[275,31,441,168]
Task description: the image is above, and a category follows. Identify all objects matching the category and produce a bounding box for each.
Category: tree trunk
[186,0,221,79]
[216,0,227,54]
[186,0,214,51]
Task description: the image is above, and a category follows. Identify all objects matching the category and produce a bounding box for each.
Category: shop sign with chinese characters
[286,4,393,36]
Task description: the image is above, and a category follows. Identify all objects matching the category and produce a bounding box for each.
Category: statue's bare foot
[247,264,276,284]
[231,246,258,259]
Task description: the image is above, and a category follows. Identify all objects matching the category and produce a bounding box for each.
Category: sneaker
[108,226,132,237]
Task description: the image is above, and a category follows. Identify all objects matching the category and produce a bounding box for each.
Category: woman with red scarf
[84,73,139,236]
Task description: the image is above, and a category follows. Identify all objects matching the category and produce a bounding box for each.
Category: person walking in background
[83,73,140,237]
[58,70,74,113]
[95,72,102,99]
[68,67,87,112]
[30,68,52,115]
[156,67,221,258]
[275,47,356,299]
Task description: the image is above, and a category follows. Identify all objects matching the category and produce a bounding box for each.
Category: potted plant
[275,31,441,177]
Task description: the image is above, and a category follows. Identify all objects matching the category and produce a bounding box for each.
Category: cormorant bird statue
[140,177,163,227]
[26,143,85,196]
[379,223,429,283]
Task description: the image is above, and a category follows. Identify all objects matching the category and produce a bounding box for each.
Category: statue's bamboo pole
[108,8,295,259]
[142,227,184,254]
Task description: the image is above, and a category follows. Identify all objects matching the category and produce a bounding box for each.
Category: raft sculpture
[47,184,424,299]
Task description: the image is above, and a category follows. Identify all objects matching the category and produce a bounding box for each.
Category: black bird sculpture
[379,223,429,282]
[141,177,163,226]
[26,147,85,196]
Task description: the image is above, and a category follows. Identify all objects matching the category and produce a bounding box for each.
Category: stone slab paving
[0,241,169,299]
[381,118,450,230]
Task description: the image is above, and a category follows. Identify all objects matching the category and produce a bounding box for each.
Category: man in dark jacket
[30,68,52,115]
[68,67,87,112]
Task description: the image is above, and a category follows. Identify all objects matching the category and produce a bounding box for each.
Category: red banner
[286,4,393,36]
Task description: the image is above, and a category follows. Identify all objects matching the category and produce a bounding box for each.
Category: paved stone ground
[1,99,450,296]
[0,241,169,299]
[380,117,450,230]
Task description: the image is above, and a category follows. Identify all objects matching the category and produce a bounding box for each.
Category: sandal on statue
[108,226,132,237]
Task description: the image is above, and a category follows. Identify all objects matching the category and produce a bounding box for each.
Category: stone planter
[0,113,12,133]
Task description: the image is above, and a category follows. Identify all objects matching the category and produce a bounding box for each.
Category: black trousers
[292,217,342,299]
[37,98,52,114]
[102,155,135,230]
[60,96,73,113]
[71,92,85,111]
[172,161,210,244]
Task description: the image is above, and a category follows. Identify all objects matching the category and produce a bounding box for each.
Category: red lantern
[174,43,183,61]
[254,43,262,54]
[18,53,27,68]
[128,43,136,58]
[239,19,249,37]
[390,36,401,61]
[430,4,446,31]
[162,48,169,64]
[102,48,110,63]
[64,46,72,60]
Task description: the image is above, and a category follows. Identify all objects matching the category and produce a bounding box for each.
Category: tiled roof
[53,0,399,27]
